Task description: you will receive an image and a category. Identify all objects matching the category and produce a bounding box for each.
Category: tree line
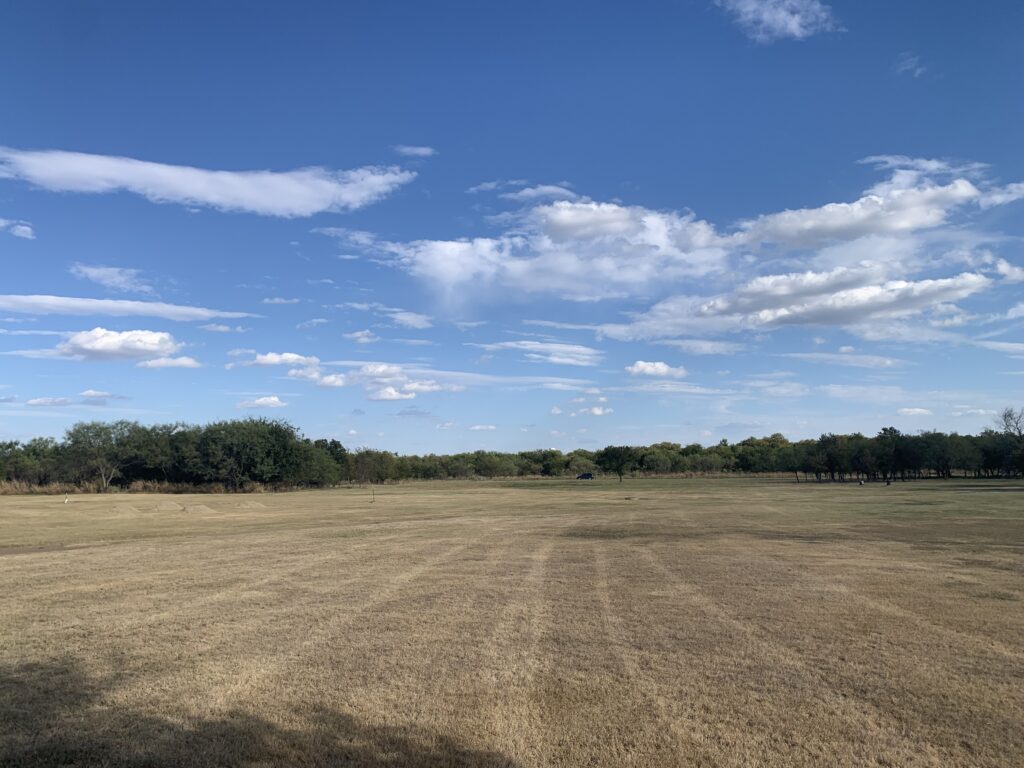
[1,408,1022,492]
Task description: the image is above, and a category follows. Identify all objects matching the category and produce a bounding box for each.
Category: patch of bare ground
[1,479,1022,766]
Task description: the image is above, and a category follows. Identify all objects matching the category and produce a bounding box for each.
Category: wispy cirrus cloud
[894,52,927,78]
[715,0,839,42]
[783,352,906,369]
[468,340,603,366]
[0,146,416,217]
[0,294,254,321]
[392,145,437,158]
[70,263,154,294]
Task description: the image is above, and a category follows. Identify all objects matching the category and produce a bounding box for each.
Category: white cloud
[389,311,432,329]
[344,329,380,344]
[626,360,687,378]
[137,356,202,369]
[0,294,253,321]
[26,397,73,406]
[897,407,933,417]
[551,406,562,415]
[238,395,287,409]
[975,340,1024,355]
[894,52,927,78]
[715,0,838,42]
[70,264,153,294]
[368,386,416,401]
[80,389,112,399]
[262,297,300,305]
[500,184,577,202]
[469,424,496,431]
[468,340,602,366]
[200,323,247,333]
[0,218,35,239]
[339,301,432,329]
[994,259,1024,283]
[56,327,181,360]
[324,199,728,301]
[251,352,320,366]
[576,407,613,416]
[393,145,437,157]
[0,146,415,217]
[952,406,997,417]
[296,318,328,329]
[735,177,979,248]
[979,182,1024,208]
[599,270,991,341]
[402,379,461,393]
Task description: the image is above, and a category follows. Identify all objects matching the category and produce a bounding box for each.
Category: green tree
[595,446,638,482]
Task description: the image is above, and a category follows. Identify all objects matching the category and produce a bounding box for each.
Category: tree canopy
[1,412,1022,492]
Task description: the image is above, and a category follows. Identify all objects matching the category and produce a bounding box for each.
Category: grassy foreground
[2,478,1023,767]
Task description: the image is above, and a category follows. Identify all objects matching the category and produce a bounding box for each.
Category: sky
[1,0,1023,452]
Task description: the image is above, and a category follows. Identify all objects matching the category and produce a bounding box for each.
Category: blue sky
[1,0,1023,451]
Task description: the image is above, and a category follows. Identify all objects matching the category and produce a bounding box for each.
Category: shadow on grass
[1,658,518,767]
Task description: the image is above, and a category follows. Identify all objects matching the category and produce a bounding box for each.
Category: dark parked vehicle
[576,472,594,480]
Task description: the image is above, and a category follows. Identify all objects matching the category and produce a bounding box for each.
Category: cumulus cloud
[70,264,153,294]
[80,389,113,399]
[599,269,991,341]
[262,297,300,305]
[0,294,253,321]
[0,146,415,217]
[26,397,73,406]
[994,259,1024,283]
[734,177,979,248]
[137,356,202,369]
[324,157,1022,308]
[368,386,416,401]
[55,327,181,360]
[322,200,728,301]
[715,0,838,42]
[468,340,603,366]
[238,395,287,409]
[625,360,687,378]
[468,424,496,430]
[897,407,933,417]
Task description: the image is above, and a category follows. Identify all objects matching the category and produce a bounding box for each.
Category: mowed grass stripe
[207,540,472,711]
[636,546,928,766]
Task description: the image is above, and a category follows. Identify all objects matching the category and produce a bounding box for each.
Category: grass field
[2,479,1023,767]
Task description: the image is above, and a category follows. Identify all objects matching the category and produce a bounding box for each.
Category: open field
[2,479,1023,767]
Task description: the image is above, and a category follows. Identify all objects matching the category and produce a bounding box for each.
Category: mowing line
[207,541,469,711]
[590,542,720,766]
[637,546,926,762]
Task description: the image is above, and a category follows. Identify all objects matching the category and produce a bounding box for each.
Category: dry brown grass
[2,478,1023,767]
